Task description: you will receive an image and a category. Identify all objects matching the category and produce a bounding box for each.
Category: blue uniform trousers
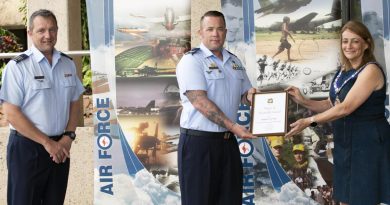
[7,130,70,205]
[178,128,243,205]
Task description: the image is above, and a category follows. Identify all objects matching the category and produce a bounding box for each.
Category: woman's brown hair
[340,20,376,70]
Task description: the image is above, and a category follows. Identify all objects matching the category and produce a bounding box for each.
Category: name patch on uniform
[64,73,73,77]
[34,76,45,79]
[208,63,218,70]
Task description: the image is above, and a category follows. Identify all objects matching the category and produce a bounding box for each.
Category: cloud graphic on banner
[133,169,180,205]
[249,181,318,204]
[94,171,180,205]
[278,182,317,205]
[94,172,148,204]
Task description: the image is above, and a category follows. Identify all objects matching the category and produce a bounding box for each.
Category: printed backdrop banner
[384,0,390,120]
[359,0,390,120]
[88,0,388,204]
[223,0,341,204]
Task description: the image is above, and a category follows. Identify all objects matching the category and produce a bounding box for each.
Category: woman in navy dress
[285,21,390,205]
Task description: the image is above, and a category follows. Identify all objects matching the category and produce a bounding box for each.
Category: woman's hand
[285,86,305,105]
[285,117,311,138]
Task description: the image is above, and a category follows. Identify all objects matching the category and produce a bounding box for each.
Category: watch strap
[309,116,317,127]
[63,131,76,140]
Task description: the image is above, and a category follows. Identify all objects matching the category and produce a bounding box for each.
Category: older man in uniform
[0,9,84,205]
[176,10,256,205]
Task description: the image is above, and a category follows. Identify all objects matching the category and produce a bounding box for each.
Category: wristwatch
[63,131,76,140]
[309,116,317,127]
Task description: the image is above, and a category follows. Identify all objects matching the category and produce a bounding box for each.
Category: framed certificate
[250,91,288,136]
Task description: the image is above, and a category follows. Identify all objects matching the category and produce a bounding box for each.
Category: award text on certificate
[251,92,287,135]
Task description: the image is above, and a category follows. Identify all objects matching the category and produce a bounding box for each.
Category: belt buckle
[223,132,230,140]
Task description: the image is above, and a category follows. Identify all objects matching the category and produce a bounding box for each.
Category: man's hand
[230,123,256,139]
[58,136,73,162]
[246,88,257,105]
[42,139,70,164]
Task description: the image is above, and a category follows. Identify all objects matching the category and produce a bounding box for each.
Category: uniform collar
[31,45,61,67]
[199,43,230,63]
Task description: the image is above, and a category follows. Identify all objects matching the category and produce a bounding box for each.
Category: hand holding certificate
[250,91,288,136]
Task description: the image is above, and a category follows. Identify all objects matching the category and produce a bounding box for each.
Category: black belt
[10,129,63,141]
[180,127,234,140]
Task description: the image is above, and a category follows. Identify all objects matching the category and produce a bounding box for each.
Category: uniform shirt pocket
[204,70,225,80]
[62,76,76,87]
[232,70,245,80]
[30,80,52,104]
[204,70,226,96]
[32,80,52,90]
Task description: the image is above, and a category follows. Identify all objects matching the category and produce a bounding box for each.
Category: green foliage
[0,62,5,84]
[82,63,92,94]
[0,28,24,85]
[81,0,91,94]
[0,28,23,52]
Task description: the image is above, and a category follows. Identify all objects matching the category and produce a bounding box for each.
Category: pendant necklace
[333,63,367,102]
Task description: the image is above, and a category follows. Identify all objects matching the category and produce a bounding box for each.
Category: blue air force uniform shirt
[176,43,252,132]
[0,46,85,136]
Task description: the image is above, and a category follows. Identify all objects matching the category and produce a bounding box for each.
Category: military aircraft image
[160,7,189,31]
[129,7,190,31]
[133,122,160,166]
[268,12,339,33]
[268,0,340,33]
[255,0,312,16]
[116,27,148,39]
[118,100,159,115]
[269,12,317,32]
[130,65,176,77]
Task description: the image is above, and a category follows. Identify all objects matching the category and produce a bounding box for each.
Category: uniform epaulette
[12,54,29,63]
[60,52,73,60]
[185,47,200,55]
[227,50,237,58]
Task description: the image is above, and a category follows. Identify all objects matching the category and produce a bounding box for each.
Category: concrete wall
[191,0,221,47]
[0,0,24,29]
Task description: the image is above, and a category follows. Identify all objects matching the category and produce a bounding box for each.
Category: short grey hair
[29,9,58,30]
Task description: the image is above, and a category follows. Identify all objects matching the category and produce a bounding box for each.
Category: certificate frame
[250,91,288,136]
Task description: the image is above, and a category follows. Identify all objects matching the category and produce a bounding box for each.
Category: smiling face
[341,29,368,67]
[28,16,58,57]
[199,16,227,54]
[293,151,304,163]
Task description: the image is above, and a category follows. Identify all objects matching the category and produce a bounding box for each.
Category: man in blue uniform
[0,9,84,205]
[176,10,256,205]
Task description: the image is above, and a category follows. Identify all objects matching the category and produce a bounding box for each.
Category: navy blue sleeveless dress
[329,62,390,205]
